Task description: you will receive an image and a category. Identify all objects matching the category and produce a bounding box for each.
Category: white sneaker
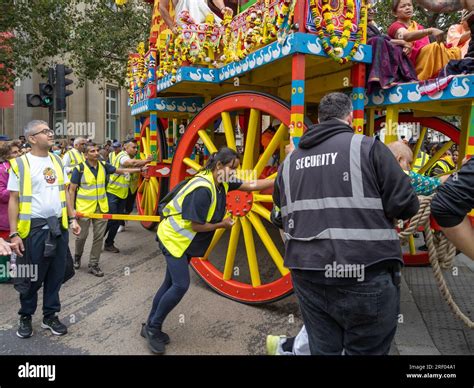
[117,225,125,233]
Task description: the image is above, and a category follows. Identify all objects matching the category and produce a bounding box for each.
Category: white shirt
[7,153,70,219]
[117,153,131,182]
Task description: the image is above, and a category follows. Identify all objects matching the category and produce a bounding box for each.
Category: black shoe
[144,327,167,354]
[418,244,428,252]
[88,265,104,277]
[73,255,81,270]
[141,323,170,344]
[41,316,68,336]
[16,315,33,339]
[104,244,120,253]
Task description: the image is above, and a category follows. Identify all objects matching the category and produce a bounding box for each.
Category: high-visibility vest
[129,173,139,194]
[75,162,109,214]
[106,150,130,199]
[64,148,85,179]
[157,171,229,258]
[9,153,68,239]
[428,156,455,177]
[412,151,429,173]
[109,152,119,165]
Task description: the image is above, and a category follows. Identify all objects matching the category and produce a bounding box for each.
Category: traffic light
[26,68,55,108]
[55,64,73,111]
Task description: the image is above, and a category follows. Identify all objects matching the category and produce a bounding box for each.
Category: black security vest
[279,133,402,270]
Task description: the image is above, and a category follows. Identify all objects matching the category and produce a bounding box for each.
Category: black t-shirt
[181,180,242,256]
[70,161,117,185]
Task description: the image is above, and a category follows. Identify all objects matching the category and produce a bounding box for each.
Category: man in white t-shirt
[8,120,80,340]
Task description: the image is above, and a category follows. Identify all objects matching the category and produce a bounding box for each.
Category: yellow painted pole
[198,129,218,154]
[253,194,273,203]
[202,227,226,261]
[254,123,287,177]
[240,216,261,287]
[411,126,428,170]
[183,157,203,172]
[221,112,237,151]
[242,109,260,170]
[223,218,242,280]
[366,108,375,137]
[408,235,417,255]
[384,106,399,144]
[247,212,289,276]
[77,212,161,222]
[251,203,271,223]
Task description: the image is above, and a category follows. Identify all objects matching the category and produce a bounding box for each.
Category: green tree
[374,0,461,33]
[0,0,152,91]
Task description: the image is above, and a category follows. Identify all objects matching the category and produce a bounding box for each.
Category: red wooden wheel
[135,117,168,230]
[170,91,311,304]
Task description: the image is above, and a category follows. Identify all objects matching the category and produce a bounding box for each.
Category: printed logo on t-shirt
[43,167,57,184]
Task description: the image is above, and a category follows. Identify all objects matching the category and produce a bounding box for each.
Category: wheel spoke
[202,227,226,260]
[252,203,271,223]
[254,123,287,177]
[418,141,454,175]
[410,126,428,170]
[242,109,260,170]
[223,218,242,280]
[198,129,218,154]
[183,157,203,172]
[253,194,273,203]
[221,112,236,151]
[240,216,261,287]
[247,212,289,276]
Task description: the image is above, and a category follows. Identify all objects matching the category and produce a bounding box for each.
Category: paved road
[0,222,303,355]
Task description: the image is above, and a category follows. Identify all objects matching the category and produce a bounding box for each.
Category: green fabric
[239,0,258,12]
[0,255,10,282]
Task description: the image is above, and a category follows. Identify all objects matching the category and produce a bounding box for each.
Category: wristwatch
[9,232,19,239]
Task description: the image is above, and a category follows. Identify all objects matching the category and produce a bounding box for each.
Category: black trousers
[18,228,68,317]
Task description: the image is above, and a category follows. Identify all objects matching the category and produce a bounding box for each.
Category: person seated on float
[447,10,472,58]
[366,3,418,93]
[159,0,234,33]
[427,143,456,177]
[388,0,461,81]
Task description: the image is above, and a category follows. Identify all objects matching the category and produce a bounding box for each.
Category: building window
[106,86,119,140]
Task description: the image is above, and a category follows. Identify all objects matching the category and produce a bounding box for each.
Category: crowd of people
[367,0,474,93]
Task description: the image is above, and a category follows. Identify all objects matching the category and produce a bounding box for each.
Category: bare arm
[396,27,443,43]
[116,167,142,175]
[190,217,233,232]
[121,155,152,168]
[159,0,176,31]
[68,183,78,210]
[66,185,81,235]
[212,0,233,14]
[240,179,275,192]
[458,31,471,46]
[441,217,474,260]
[8,191,24,255]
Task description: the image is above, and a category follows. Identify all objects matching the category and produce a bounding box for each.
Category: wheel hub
[226,190,253,217]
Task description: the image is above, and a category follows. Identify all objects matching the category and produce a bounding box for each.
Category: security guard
[103,140,152,252]
[62,137,87,180]
[69,143,144,276]
[143,147,274,355]
[274,93,419,355]
[8,120,81,339]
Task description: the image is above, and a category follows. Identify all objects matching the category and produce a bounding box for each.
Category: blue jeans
[147,245,190,331]
[104,193,126,247]
[291,270,400,355]
[19,228,68,317]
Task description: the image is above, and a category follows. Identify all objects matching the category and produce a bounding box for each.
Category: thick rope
[398,195,474,329]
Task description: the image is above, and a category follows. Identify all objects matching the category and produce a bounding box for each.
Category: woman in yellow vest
[143,147,274,354]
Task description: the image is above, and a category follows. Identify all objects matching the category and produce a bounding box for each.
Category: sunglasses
[31,128,54,136]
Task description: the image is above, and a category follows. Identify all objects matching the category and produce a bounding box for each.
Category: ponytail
[202,147,240,171]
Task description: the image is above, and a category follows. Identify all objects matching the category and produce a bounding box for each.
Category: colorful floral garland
[310,0,367,64]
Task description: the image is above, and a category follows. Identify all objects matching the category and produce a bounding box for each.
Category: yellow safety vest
[428,156,455,177]
[109,152,119,165]
[106,150,129,199]
[9,153,68,239]
[129,172,139,194]
[157,171,229,258]
[64,148,85,179]
[76,162,109,214]
[412,151,429,173]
